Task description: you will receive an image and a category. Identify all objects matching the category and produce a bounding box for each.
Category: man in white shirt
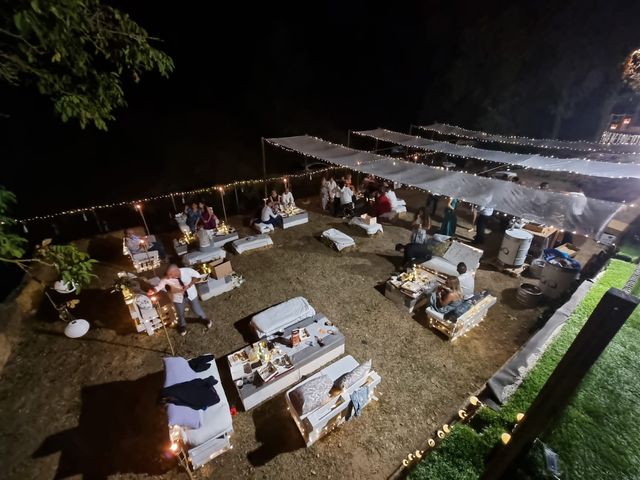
[457,262,475,300]
[148,264,210,336]
[281,186,295,207]
[339,181,355,217]
[260,200,283,228]
[472,205,494,245]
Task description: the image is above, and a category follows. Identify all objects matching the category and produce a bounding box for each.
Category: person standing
[339,181,355,217]
[320,176,331,210]
[149,264,211,336]
[472,205,494,245]
[439,197,458,236]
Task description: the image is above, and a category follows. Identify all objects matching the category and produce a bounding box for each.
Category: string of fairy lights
[15,166,340,228]
[355,129,640,178]
[417,123,640,155]
[265,135,631,238]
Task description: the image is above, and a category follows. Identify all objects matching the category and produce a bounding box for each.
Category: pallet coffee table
[227,314,345,410]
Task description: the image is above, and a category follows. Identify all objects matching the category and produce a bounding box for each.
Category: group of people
[319,173,399,219]
[184,201,221,232]
[429,262,475,314]
[253,186,296,229]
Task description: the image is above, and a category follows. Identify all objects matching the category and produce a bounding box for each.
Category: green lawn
[409,260,638,480]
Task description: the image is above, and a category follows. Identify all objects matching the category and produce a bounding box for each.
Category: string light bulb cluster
[16,166,338,225]
[266,135,622,238]
[417,122,640,155]
[354,128,640,178]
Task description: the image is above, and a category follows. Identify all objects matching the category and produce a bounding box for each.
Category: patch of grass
[617,236,640,263]
[409,260,637,480]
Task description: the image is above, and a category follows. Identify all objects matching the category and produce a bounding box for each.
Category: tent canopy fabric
[265,135,623,237]
[353,128,640,179]
[418,123,640,155]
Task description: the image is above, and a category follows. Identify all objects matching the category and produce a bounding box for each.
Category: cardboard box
[556,243,579,258]
[360,214,377,225]
[605,219,629,237]
[524,223,546,233]
[209,259,233,279]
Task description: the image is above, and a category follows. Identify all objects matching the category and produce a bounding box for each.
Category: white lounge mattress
[322,228,355,251]
[251,296,316,338]
[232,234,273,254]
[177,359,233,448]
[349,217,383,235]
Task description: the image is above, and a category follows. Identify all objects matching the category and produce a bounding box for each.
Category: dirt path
[0,191,548,480]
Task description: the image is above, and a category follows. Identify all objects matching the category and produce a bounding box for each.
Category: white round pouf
[64,319,90,338]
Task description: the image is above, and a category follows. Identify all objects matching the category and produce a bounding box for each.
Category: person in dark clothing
[395,243,432,270]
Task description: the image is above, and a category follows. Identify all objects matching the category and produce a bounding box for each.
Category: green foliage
[0,186,96,292]
[35,240,96,292]
[0,186,27,258]
[409,260,638,480]
[1,0,174,129]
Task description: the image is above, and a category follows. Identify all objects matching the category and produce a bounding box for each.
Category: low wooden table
[227,314,345,410]
[385,267,440,313]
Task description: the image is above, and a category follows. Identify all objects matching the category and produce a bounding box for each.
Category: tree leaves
[0,186,96,292]
[1,0,174,130]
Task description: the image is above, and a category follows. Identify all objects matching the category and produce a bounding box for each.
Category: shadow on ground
[247,396,304,466]
[33,372,174,479]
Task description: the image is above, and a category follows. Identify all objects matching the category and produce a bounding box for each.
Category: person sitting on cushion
[395,242,432,270]
[125,228,166,259]
[371,189,392,217]
[281,186,295,208]
[457,262,475,300]
[198,202,219,230]
[261,199,284,228]
[429,276,464,314]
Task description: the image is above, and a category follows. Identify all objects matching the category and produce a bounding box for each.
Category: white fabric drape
[354,128,640,179]
[265,135,622,237]
[418,123,640,155]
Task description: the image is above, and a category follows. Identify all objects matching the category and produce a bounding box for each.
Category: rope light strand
[16,166,338,224]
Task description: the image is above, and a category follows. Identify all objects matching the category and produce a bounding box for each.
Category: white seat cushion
[251,296,316,338]
[348,217,383,235]
[322,229,355,251]
[253,222,274,234]
[232,234,273,254]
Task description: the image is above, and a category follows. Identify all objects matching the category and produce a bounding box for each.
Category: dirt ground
[0,189,600,480]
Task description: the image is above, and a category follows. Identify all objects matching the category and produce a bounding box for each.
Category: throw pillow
[167,403,203,429]
[290,374,333,415]
[163,357,198,388]
[334,360,372,391]
[431,239,452,258]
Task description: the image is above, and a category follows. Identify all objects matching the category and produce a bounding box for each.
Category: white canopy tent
[353,128,640,180]
[265,135,623,237]
[417,123,640,155]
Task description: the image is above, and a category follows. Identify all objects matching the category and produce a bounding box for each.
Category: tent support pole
[261,137,268,197]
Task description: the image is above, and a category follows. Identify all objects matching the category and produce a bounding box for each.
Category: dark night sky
[2,0,640,218]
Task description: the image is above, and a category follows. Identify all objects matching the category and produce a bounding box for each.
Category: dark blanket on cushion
[444,291,489,322]
[188,354,215,372]
[161,376,220,409]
